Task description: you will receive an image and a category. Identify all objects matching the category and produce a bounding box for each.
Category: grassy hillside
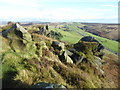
[81,23,119,41]
[1,23,119,88]
[49,22,119,54]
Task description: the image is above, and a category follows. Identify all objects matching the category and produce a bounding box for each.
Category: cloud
[35,0,119,2]
[0,0,40,6]
[0,6,117,22]
[102,5,118,8]
[0,0,118,5]
[0,0,118,23]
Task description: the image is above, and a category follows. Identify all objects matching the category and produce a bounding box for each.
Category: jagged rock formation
[2,23,37,59]
[80,36,104,52]
[52,41,73,64]
[65,36,105,74]
[32,25,63,40]
[2,23,32,41]
[36,24,50,35]
[74,36,104,61]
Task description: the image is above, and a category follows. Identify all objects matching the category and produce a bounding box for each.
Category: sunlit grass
[50,23,119,53]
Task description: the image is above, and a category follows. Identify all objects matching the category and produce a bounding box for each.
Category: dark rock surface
[32,82,66,88]
[52,41,73,64]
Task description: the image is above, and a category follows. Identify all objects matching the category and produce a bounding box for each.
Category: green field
[49,23,119,54]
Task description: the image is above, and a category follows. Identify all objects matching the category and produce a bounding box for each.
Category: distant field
[81,23,119,41]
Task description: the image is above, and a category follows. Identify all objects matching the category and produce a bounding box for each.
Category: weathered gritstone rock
[2,23,32,41]
[60,51,73,64]
[32,82,66,88]
[37,41,48,57]
[80,36,104,52]
[65,50,73,56]
[74,36,104,59]
[2,23,37,59]
[71,36,105,75]
[68,49,86,64]
[52,41,73,64]
[16,23,32,41]
[91,56,104,74]
[33,24,50,36]
[52,41,65,54]
[93,56,102,66]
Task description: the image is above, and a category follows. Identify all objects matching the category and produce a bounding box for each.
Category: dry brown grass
[102,49,119,88]
[32,33,57,41]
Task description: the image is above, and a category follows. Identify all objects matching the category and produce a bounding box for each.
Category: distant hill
[81,23,119,42]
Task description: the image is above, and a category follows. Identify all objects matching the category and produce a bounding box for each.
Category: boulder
[52,41,65,55]
[80,36,104,51]
[37,41,48,57]
[69,51,85,64]
[32,82,66,88]
[80,36,96,42]
[60,51,73,64]
[65,50,73,56]
[2,23,32,41]
[2,23,37,58]
[71,36,105,68]
[52,41,73,64]
[93,56,102,66]
[93,56,104,75]
[74,36,104,59]
[35,25,50,36]
[49,31,63,40]
[73,36,105,74]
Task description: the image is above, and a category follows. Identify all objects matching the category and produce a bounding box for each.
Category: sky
[0,0,119,23]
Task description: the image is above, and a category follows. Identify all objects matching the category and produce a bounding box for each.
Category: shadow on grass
[2,79,31,88]
[2,69,31,88]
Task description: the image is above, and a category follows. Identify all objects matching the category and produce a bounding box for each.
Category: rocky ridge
[1,23,118,88]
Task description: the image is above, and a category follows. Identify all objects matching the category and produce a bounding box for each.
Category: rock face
[2,23,32,41]
[2,23,37,58]
[74,36,104,59]
[33,25,63,40]
[60,51,73,64]
[52,41,73,64]
[72,36,105,74]
[80,36,95,42]
[34,25,50,36]
[80,36,104,52]
[50,36,104,65]
[33,82,66,88]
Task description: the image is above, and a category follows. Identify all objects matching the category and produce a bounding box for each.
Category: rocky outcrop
[71,36,105,74]
[52,41,73,64]
[51,36,104,66]
[1,24,118,88]
[2,23,37,59]
[2,23,32,41]
[34,24,50,36]
[80,36,104,52]
[74,36,104,59]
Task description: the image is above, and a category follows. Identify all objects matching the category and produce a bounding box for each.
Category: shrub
[49,31,63,40]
